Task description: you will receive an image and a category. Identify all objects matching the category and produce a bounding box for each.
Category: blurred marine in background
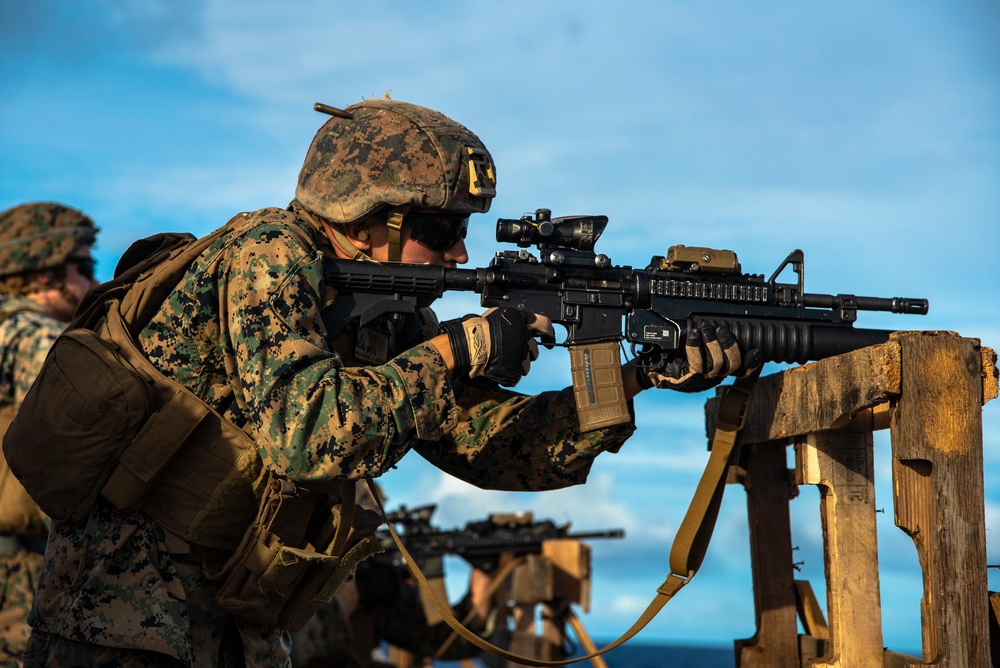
[0,202,100,666]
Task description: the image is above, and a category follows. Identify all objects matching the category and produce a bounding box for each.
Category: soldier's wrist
[437,322,471,377]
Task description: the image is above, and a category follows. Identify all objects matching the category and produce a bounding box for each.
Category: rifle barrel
[567,529,625,540]
[802,293,929,315]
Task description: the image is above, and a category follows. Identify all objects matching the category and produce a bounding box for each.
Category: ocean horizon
[434,641,737,668]
[580,642,735,667]
[434,640,928,667]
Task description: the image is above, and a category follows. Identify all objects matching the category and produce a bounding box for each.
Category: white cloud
[609,593,650,617]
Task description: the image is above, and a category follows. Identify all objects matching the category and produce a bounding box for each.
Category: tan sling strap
[369,370,758,666]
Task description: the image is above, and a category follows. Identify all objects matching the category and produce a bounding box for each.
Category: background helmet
[0,202,99,279]
[295,99,497,225]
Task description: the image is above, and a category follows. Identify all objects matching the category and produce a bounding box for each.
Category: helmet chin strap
[56,284,80,321]
[386,211,404,263]
[321,218,368,261]
[294,203,368,261]
[294,201,404,262]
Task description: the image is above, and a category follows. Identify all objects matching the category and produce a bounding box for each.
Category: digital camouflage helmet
[294,99,496,260]
[0,202,99,279]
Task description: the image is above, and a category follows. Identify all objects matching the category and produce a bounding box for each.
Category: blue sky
[2,0,998,654]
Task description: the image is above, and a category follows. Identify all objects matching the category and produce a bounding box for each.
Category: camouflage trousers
[0,549,44,668]
[22,631,184,667]
[289,599,356,667]
[22,620,272,668]
[22,550,299,667]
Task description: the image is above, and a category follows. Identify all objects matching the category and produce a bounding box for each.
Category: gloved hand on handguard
[637,321,763,393]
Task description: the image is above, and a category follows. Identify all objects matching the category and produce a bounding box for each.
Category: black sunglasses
[407,213,469,251]
[65,256,97,280]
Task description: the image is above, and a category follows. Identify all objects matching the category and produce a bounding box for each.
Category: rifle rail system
[325,207,927,365]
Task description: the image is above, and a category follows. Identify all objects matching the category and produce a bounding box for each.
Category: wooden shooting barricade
[706,331,999,667]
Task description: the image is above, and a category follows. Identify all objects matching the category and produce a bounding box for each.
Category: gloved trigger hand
[439,307,552,387]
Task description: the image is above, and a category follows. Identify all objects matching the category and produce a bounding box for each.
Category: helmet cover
[0,202,99,278]
[295,99,496,224]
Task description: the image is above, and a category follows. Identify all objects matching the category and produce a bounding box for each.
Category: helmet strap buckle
[386,211,404,263]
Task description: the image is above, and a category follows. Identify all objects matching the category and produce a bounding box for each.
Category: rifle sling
[368,370,757,667]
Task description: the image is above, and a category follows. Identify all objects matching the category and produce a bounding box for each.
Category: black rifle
[378,504,624,572]
[324,208,928,430]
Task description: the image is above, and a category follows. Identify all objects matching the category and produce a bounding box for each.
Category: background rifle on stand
[377,504,625,668]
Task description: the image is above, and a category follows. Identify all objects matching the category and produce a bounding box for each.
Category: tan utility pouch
[211,473,384,631]
[0,403,47,538]
[0,462,44,538]
[2,329,154,525]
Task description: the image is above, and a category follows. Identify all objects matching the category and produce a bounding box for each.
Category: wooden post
[734,442,801,668]
[794,430,884,667]
[498,541,606,668]
[888,332,989,666]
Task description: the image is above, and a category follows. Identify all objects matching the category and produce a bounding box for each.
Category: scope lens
[496,219,534,247]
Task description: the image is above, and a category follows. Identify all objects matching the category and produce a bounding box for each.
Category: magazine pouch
[211,473,384,630]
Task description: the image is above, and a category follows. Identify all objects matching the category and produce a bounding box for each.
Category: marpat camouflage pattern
[296,99,495,224]
[0,298,64,666]
[0,203,98,278]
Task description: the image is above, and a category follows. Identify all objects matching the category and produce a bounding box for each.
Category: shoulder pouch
[2,329,152,524]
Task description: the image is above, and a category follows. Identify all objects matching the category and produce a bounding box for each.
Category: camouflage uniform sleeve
[1,308,64,406]
[413,380,635,491]
[15,316,61,526]
[218,213,461,482]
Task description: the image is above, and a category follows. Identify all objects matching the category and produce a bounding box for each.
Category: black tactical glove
[440,307,555,386]
[638,321,763,393]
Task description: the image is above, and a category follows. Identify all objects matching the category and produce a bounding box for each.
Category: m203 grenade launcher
[324,208,928,432]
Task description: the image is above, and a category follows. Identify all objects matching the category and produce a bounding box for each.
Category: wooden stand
[709,331,998,667]
[386,539,605,668]
[496,539,607,668]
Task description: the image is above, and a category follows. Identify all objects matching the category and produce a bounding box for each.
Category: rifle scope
[496,208,608,252]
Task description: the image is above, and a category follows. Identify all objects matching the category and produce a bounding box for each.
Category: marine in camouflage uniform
[25,100,753,667]
[0,203,100,667]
